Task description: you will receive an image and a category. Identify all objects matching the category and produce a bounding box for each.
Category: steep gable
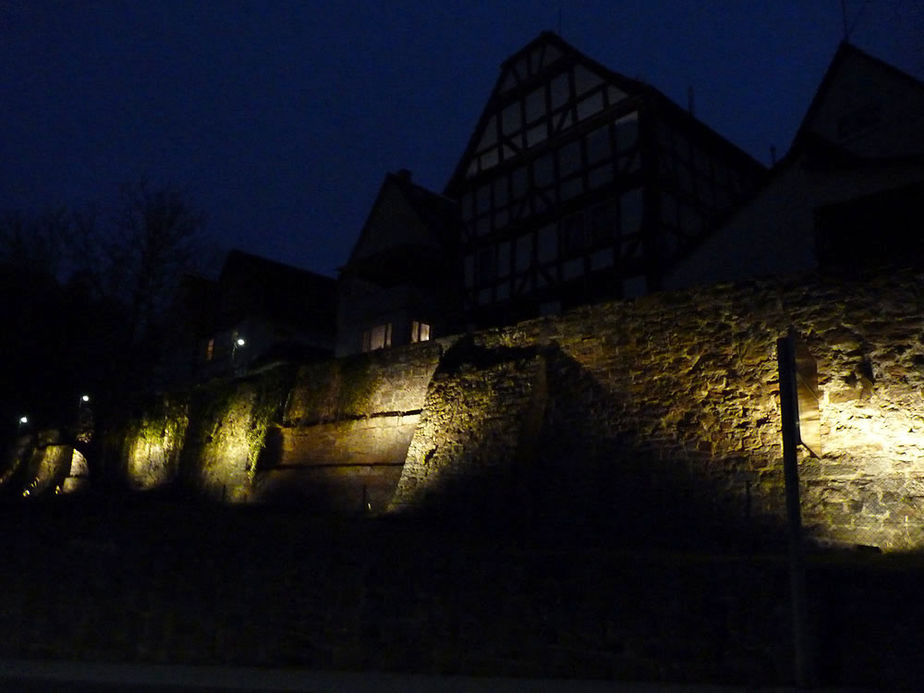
[791,42,924,159]
[446,32,646,194]
[348,177,435,265]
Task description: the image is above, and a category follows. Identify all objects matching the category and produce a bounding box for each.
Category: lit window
[205,338,214,362]
[362,323,392,352]
[411,321,431,343]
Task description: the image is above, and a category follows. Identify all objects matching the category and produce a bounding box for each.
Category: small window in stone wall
[363,323,392,352]
[410,321,431,343]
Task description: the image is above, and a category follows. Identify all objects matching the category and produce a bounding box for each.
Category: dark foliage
[0,183,208,458]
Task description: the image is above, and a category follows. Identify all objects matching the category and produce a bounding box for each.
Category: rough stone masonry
[105,266,924,551]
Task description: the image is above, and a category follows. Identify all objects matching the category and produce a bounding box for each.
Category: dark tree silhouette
[108,181,207,346]
[0,182,208,469]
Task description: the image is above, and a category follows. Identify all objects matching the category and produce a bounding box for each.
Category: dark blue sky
[2,1,922,277]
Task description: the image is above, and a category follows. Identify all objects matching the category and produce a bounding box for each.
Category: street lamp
[232,334,247,374]
[18,415,28,426]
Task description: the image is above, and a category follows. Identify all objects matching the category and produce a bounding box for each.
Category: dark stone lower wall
[3,500,924,689]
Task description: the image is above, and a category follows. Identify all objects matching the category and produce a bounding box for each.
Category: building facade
[190,250,337,379]
[336,170,462,356]
[445,32,766,327]
[665,42,924,289]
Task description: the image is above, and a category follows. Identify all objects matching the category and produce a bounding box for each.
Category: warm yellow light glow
[123,399,189,491]
[21,444,73,499]
[194,385,261,502]
[62,449,90,494]
[795,388,924,552]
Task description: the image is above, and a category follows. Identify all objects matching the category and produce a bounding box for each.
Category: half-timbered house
[446,32,766,326]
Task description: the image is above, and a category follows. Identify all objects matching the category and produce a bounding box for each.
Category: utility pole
[777,330,818,688]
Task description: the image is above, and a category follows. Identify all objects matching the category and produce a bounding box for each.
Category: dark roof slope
[445,31,764,194]
[786,41,924,162]
[218,249,336,327]
[342,171,460,286]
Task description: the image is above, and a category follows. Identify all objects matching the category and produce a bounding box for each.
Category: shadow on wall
[390,337,787,550]
[531,345,783,549]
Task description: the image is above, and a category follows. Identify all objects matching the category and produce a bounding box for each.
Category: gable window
[410,321,431,343]
[362,323,392,352]
[204,337,215,362]
[837,102,882,141]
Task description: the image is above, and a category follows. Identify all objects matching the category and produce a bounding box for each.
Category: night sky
[2,1,922,278]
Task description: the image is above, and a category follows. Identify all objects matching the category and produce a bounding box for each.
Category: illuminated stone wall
[105,267,924,549]
[122,394,190,491]
[254,340,450,511]
[390,338,547,519]
[21,442,73,498]
[181,366,295,502]
[390,268,924,551]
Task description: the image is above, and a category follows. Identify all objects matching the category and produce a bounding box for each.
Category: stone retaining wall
[13,268,924,551]
[389,268,924,550]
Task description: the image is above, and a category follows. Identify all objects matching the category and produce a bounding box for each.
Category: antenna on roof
[841,0,870,41]
[841,0,849,40]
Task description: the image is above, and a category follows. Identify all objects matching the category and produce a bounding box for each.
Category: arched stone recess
[251,340,451,511]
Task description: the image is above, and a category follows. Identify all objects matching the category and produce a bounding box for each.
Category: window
[411,321,431,343]
[561,213,586,256]
[586,125,611,165]
[621,188,644,235]
[205,338,214,362]
[477,247,496,286]
[589,201,618,245]
[615,112,639,152]
[836,103,881,140]
[362,323,392,352]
